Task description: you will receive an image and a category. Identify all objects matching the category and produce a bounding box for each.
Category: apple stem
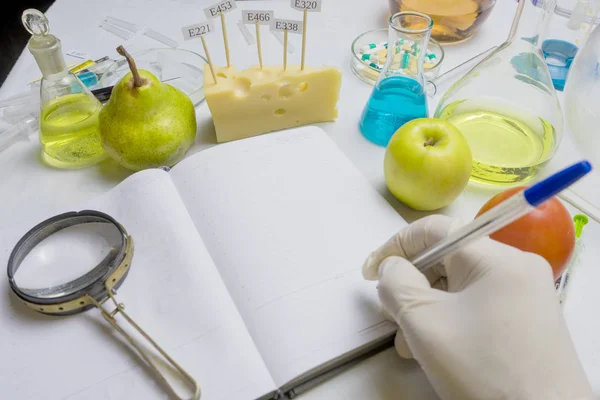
[424,138,436,147]
[116,45,144,88]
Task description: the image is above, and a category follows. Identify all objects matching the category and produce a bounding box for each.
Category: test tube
[144,29,179,48]
[557,214,589,304]
[0,116,38,153]
[237,20,255,45]
[105,16,141,33]
[99,22,134,40]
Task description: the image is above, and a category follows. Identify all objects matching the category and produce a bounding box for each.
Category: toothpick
[301,10,307,71]
[283,29,288,71]
[220,11,231,68]
[201,35,218,84]
[255,20,263,69]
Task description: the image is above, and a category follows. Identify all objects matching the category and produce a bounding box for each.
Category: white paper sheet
[0,170,274,400]
[171,127,405,386]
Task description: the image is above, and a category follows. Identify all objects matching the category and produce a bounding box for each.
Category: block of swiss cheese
[204,65,342,142]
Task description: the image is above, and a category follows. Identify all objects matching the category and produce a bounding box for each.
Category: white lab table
[1,0,599,398]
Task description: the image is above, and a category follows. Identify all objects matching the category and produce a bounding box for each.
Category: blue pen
[410,161,593,272]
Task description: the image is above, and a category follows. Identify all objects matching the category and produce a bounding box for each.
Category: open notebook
[0,127,407,400]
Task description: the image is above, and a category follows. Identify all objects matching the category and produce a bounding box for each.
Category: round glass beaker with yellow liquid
[435,0,563,185]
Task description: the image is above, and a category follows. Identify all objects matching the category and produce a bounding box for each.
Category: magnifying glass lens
[13,221,123,292]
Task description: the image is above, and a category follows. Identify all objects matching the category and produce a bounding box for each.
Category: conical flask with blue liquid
[359,12,433,146]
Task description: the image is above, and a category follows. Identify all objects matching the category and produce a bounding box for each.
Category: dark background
[1,1,54,85]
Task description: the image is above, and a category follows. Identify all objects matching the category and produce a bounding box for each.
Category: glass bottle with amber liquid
[389,0,497,43]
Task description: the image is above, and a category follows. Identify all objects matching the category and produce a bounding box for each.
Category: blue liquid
[542,39,578,92]
[359,76,428,146]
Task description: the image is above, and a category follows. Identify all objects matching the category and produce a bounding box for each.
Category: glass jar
[541,0,600,91]
[388,0,497,43]
[564,22,600,165]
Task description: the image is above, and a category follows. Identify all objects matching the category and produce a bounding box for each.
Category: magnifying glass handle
[89,289,201,400]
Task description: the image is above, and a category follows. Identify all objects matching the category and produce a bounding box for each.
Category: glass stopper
[22,9,50,36]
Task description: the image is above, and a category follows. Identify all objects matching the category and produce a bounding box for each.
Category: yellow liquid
[390,0,496,43]
[438,99,556,185]
[40,93,106,168]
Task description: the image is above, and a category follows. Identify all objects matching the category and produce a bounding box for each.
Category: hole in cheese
[274,108,286,116]
[254,70,271,80]
[279,83,294,99]
[261,94,271,101]
[217,72,228,78]
[234,77,252,98]
[297,82,308,92]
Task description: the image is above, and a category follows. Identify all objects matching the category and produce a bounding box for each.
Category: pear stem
[116,45,144,88]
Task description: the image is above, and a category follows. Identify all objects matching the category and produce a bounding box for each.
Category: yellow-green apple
[384,118,472,211]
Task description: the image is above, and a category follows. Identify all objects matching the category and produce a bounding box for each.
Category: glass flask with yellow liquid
[22,9,106,169]
[435,0,563,185]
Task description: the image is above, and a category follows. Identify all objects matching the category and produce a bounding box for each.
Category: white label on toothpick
[181,22,214,40]
[242,10,274,25]
[270,19,303,34]
[291,0,322,12]
[204,0,237,19]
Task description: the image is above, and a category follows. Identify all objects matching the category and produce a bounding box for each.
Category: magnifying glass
[7,210,200,400]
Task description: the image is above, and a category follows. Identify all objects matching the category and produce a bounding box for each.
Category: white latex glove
[363,215,594,400]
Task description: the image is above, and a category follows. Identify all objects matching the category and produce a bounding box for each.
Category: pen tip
[581,160,592,173]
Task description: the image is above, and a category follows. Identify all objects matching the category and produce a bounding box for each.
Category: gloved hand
[363,215,593,400]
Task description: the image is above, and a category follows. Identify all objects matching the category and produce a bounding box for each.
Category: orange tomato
[476,186,575,281]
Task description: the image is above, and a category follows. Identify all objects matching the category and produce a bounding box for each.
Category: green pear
[99,46,196,171]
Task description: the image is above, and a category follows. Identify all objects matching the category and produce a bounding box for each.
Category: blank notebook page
[171,127,406,386]
[0,171,274,400]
